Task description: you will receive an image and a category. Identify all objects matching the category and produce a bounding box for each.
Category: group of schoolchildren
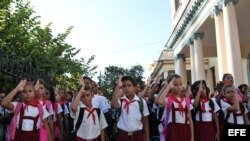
[0,73,250,141]
[147,73,250,141]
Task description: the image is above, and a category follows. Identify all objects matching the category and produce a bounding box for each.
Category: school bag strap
[160,96,190,141]
[54,103,59,114]
[37,104,44,122]
[116,98,144,121]
[185,98,190,111]
[45,100,51,112]
[138,97,144,119]
[6,102,23,141]
[74,107,101,132]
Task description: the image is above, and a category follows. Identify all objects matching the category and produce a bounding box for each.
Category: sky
[29,0,172,81]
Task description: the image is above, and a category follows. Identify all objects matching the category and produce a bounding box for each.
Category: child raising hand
[155,74,194,141]
[1,80,51,141]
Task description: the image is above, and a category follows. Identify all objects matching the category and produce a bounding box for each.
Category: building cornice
[165,0,207,49]
[175,54,186,62]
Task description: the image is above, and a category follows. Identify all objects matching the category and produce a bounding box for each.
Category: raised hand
[34,79,40,91]
[79,84,86,95]
[197,80,203,94]
[156,75,161,85]
[79,76,84,85]
[16,80,27,92]
[116,75,123,88]
[169,77,175,88]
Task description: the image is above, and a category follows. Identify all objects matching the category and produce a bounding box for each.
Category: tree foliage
[0,0,97,91]
[98,64,145,99]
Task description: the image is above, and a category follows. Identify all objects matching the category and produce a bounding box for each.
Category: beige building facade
[149,0,250,90]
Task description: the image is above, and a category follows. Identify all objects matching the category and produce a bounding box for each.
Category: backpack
[6,103,45,141]
[115,97,144,121]
[45,100,51,113]
[72,108,101,138]
[159,96,190,141]
[112,97,144,137]
[192,99,215,123]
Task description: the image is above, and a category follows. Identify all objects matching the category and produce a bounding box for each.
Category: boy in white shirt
[71,84,107,141]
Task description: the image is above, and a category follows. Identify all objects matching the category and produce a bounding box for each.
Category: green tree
[0,0,97,91]
[98,64,145,99]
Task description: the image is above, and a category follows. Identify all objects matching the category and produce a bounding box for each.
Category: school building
[148,0,250,90]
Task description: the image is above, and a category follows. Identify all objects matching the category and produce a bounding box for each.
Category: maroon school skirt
[166,123,191,141]
[194,122,215,141]
[14,129,39,141]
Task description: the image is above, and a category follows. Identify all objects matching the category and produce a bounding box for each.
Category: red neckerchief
[200,98,209,112]
[123,99,136,114]
[85,108,96,125]
[170,95,185,114]
[23,101,37,112]
[222,98,234,105]
[34,97,46,106]
[60,99,67,105]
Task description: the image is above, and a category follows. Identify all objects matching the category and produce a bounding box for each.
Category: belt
[118,128,143,136]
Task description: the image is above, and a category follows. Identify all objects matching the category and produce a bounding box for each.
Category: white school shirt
[12,102,49,131]
[92,95,110,113]
[61,103,70,115]
[53,103,63,122]
[117,95,149,132]
[39,100,53,116]
[166,97,193,124]
[220,100,248,124]
[191,98,220,122]
[70,105,108,140]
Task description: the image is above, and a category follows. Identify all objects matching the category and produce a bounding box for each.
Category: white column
[189,39,196,83]
[223,0,243,86]
[175,54,187,87]
[193,33,205,81]
[206,69,214,93]
[213,6,228,80]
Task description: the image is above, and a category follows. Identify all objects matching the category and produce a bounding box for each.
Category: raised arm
[226,91,240,112]
[193,81,202,108]
[213,113,220,141]
[139,83,150,98]
[111,76,122,109]
[155,78,174,106]
[187,110,194,141]
[1,80,26,110]
[71,85,84,113]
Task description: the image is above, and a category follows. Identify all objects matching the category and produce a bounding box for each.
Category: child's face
[45,90,50,100]
[65,93,72,101]
[224,86,236,99]
[83,79,92,89]
[97,90,104,96]
[91,82,98,94]
[122,80,135,97]
[59,90,65,99]
[36,84,46,98]
[55,92,61,102]
[81,90,93,106]
[197,84,207,98]
[172,78,183,94]
[224,74,234,84]
[22,85,35,102]
[135,84,141,93]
